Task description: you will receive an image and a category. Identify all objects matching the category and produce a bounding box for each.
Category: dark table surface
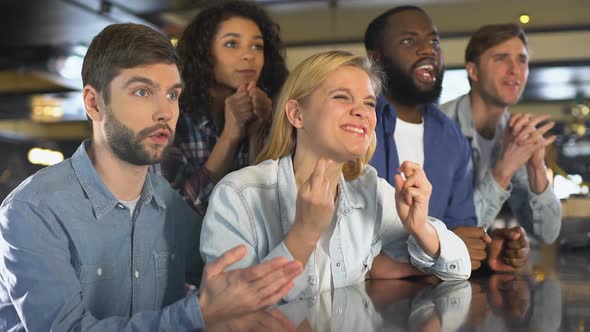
[211,244,589,331]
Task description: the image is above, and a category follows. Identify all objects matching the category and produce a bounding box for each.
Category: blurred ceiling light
[57,55,84,80]
[28,148,64,166]
[30,95,64,122]
[519,14,530,24]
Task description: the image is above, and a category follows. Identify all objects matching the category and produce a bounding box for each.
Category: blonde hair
[256,50,382,180]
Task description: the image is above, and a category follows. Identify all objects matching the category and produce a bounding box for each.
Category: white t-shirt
[119,196,140,217]
[394,117,425,167]
[474,130,496,184]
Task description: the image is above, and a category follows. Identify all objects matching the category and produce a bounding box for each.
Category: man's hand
[452,226,492,270]
[199,245,303,326]
[486,226,530,272]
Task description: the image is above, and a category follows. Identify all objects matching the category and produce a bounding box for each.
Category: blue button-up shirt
[200,155,471,302]
[0,141,204,331]
[440,93,562,243]
[371,95,477,230]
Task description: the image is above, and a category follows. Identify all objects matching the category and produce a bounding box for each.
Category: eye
[224,40,237,48]
[134,88,149,97]
[334,94,350,101]
[430,39,440,47]
[167,90,180,101]
[401,38,414,45]
[365,100,376,108]
[252,43,264,51]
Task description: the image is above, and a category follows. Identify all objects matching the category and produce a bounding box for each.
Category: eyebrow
[398,30,439,37]
[219,32,264,40]
[123,76,184,90]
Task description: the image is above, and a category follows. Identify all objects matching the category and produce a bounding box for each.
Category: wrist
[491,163,513,190]
[219,129,243,145]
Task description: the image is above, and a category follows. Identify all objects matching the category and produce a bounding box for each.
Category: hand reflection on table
[206,308,296,332]
[487,273,531,322]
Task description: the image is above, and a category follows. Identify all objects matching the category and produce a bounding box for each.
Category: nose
[417,41,437,57]
[242,49,254,61]
[508,58,521,75]
[153,98,176,123]
[351,103,368,119]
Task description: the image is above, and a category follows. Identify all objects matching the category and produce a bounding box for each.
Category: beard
[104,107,174,166]
[380,53,444,106]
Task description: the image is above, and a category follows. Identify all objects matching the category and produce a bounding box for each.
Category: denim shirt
[371,95,477,230]
[0,141,205,331]
[440,93,562,243]
[200,155,470,302]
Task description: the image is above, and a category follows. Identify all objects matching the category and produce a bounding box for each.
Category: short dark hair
[364,5,426,52]
[177,0,287,118]
[465,23,528,64]
[82,23,179,104]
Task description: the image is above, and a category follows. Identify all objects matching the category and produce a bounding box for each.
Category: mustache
[136,123,174,141]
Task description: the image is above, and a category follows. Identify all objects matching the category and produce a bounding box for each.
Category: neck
[470,90,507,139]
[386,94,423,123]
[292,147,342,200]
[87,139,147,201]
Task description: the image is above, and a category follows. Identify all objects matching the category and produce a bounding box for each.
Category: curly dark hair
[177,0,288,119]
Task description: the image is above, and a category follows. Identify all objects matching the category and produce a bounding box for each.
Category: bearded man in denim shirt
[0,23,301,331]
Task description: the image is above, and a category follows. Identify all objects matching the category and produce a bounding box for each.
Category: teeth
[343,126,364,134]
[417,64,434,70]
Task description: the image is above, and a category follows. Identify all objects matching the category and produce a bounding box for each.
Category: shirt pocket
[154,250,184,307]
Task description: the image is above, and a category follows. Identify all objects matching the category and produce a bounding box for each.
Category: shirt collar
[71,140,165,221]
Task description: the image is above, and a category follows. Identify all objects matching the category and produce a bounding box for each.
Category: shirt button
[308,276,316,285]
[336,262,341,267]
[343,208,351,214]
[134,271,139,278]
[116,203,125,209]
[450,264,457,270]
[96,268,102,276]
[337,308,343,314]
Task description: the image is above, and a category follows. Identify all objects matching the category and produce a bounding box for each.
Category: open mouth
[414,64,436,83]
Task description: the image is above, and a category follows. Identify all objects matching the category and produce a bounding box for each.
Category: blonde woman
[200,51,470,300]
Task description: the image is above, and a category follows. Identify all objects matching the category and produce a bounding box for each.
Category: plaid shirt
[153,111,249,216]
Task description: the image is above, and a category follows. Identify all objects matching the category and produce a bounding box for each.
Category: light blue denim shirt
[0,141,205,331]
[200,155,470,302]
[440,94,562,243]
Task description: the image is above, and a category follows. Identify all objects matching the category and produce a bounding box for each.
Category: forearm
[205,134,242,182]
[526,163,549,194]
[474,171,511,229]
[284,222,320,267]
[409,222,440,259]
[369,253,425,279]
[247,133,265,165]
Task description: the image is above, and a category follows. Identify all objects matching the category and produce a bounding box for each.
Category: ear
[285,99,304,129]
[83,85,104,123]
[466,62,479,83]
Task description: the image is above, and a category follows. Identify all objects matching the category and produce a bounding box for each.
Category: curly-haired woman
[155,1,288,215]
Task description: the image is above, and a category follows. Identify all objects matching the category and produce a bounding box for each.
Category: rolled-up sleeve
[407,218,471,280]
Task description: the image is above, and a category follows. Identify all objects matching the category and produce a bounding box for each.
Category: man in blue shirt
[0,23,302,331]
[364,6,492,271]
